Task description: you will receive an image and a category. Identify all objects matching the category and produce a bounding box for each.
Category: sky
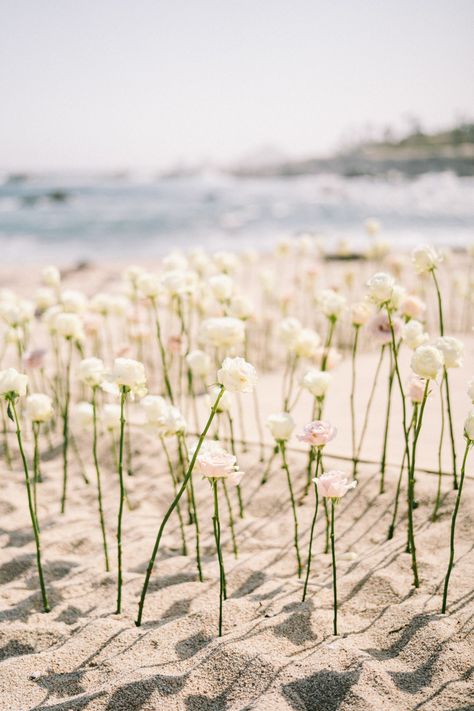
[1,0,473,171]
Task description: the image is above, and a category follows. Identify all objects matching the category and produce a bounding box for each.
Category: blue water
[0,171,473,262]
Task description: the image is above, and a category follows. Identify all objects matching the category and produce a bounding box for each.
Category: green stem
[115,388,127,613]
[330,499,338,635]
[350,326,360,472]
[222,479,238,558]
[380,356,395,494]
[441,440,471,613]
[10,398,49,612]
[212,479,226,636]
[2,402,12,469]
[432,379,446,521]
[302,448,321,601]
[180,435,203,582]
[161,437,187,556]
[355,345,385,463]
[60,338,73,514]
[92,388,110,572]
[279,441,302,578]
[151,298,175,404]
[135,386,225,626]
[228,413,244,517]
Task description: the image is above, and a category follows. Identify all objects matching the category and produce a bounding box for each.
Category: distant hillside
[232,123,474,178]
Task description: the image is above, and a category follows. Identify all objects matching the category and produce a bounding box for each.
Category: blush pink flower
[314,470,357,500]
[194,441,244,485]
[367,312,402,345]
[407,375,427,404]
[297,420,337,448]
[23,348,47,370]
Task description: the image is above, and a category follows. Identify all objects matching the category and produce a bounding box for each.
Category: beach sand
[0,263,473,710]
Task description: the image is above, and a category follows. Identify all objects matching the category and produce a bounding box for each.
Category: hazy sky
[1,0,473,171]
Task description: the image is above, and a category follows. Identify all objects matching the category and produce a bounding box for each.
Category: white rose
[402,320,429,350]
[400,295,426,320]
[228,295,253,320]
[55,312,84,340]
[217,357,257,393]
[291,328,320,359]
[26,393,53,423]
[102,403,121,431]
[278,317,302,347]
[209,274,234,302]
[434,336,464,369]
[137,272,161,299]
[366,272,395,305]
[163,251,188,271]
[213,250,239,274]
[0,368,29,397]
[35,287,56,311]
[90,292,115,315]
[317,289,346,320]
[42,265,61,287]
[266,412,295,441]
[411,345,444,380]
[302,369,332,398]
[79,358,106,388]
[160,269,197,296]
[411,244,442,274]
[388,285,406,311]
[465,411,474,441]
[61,289,87,313]
[200,317,245,349]
[350,302,373,326]
[161,405,187,436]
[112,358,147,397]
[207,384,233,413]
[141,395,169,424]
[186,350,211,378]
[73,402,94,428]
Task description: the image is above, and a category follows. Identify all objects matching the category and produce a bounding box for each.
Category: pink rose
[297,420,337,447]
[314,470,357,499]
[400,295,426,320]
[194,441,244,484]
[407,375,427,404]
[367,312,402,345]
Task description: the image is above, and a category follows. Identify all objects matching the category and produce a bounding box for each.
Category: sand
[0,262,473,711]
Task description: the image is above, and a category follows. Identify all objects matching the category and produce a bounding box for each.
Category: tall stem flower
[212,478,226,636]
[279,439,301,577]
[60,338,73,513]
[1,369,50,612]
[302,447,322,601]
[441,419,473,613]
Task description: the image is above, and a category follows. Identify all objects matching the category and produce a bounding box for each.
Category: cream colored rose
[25,393,53,423]
[0,368,29,397]
[266,412,295,441]
[217,357,257,393]
[79,358,106,388]
[434,337,464,369]
[411,345,444,380]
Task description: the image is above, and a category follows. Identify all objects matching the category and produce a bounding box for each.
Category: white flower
[137,272,161,299]
[266,412,295,441]
[402,320,429,350]
[315,470,357,500]
[365,218,381,236]
[350,301,373,326]
[79,358,106,388]
[42,265,61,287]
[0,368,29,397]
[26,393,53,423]
[291,328,320,359]
[411,244,442,274]
[227,295,253,320]
[213,250,239,274]
[200,317,245,349]
[141,395,169,424]
[102,403,121,432]
[194,440,243,485]
[302,369,332,398]
[73,402,94,428]
[411,345,444,380]
[123,265,145,290]
[35,287,56,311]
[366,272,395,306]
[90,292,115,315]
[141,395,186,435]
[400,295,426,320]
[186,350,211,378]
[217,356,257,393]
[160,269,197,296]
[207,385,233,413]
[278,317,302,348]
[467,378,474,403]
[388,285,406,311]
[55,312,84,340]
[112,358,147,397]
[161,406,187,436]
[209,274,234,302]
[61,289,87,313]
[434,337,464,369]
[163,251,188,271]
[317,289,346,320]
[465,411,474,441]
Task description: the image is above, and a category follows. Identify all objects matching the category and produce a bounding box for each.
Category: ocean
[0,171,473,263]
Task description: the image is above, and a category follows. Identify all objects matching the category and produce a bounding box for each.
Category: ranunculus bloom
[266,412,295,441]
[26,393,53,423]
[278,317,302,348]
[434,336,464,369]
[350,301,373,326]
[465,411,474,441]
[194,441,243,485]
[302,369,332,398]
[55,312,84,340]
[102,403,121,432]
[314,470,357,500]
[400,295,426,320]
[402,320,429,350]
[317,289,346,320]
[42,265,61,287]
[297,420,336,447]
[79,357,106,388]
[207,385,233,413]
[217,356,257,393]
[112,357,147,397]
[367,312,401,345]
[209,274,234,302]
[200,317,245,349]
[411,244,442,274]
[73,402,94,429]
[411,345,444,380]
[0,368,29,397]
[366,272,395,306]
[407,375,427,404]
[291,329,320,358]
[186,349,211,378]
